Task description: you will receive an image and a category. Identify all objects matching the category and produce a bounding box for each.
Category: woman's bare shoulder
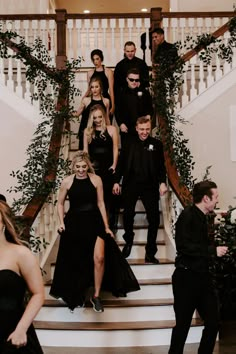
[89,173,102,186]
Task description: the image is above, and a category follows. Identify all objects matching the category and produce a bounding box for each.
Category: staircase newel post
[150,7,163,30]
[55,8,67,70]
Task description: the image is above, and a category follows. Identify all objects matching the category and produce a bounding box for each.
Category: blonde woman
[84,104,118,228]
[50,152,139,313]
[0,201,44,352]
[75,77,110,150]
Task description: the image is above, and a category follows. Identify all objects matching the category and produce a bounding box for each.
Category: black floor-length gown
[0,269,43,354]
[50,176,140,310]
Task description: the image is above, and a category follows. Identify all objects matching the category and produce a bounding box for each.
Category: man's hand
[120,123,128,133]
[216,246,228,257]
[112,183,121,195]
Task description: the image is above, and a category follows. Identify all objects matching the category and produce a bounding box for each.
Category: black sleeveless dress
[50,176,140,310]
[90,66,110,102]
[78,98,106,150]
[88,129,113,205]
[0,269,43,354]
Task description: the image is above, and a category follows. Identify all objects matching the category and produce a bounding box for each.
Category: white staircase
[34,199,203,348]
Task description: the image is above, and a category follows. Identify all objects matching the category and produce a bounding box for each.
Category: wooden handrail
[157,16,235,207]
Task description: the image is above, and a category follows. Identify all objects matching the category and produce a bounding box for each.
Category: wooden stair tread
[128,258,174,265]
[43,298,174,307]
[50,258,174,268]
[45,278,172,286]
[117,225,164,230]
[116,240,165,246]
[34,318,203,331]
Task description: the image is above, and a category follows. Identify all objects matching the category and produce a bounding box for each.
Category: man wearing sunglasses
[115,68,153,147]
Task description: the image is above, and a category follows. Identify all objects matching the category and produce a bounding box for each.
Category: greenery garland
[152,14,236,192]
[0,25,81,214]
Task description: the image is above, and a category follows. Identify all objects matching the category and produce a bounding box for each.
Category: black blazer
[114,135,166,188]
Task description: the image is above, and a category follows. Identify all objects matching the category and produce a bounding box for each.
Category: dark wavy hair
[91,49,104,62]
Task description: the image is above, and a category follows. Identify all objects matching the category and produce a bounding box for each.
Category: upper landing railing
[0,8,235,68]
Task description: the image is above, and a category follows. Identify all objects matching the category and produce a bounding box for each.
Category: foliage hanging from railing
[0,25,82,213]
[152,15,236,193]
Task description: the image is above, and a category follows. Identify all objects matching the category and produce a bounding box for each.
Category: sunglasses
[128,78,140,82]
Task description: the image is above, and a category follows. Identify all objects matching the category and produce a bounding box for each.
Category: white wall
[0,0,50,14]
[170,0,235,12]
[180,84,236,209]
[0,88,39,205]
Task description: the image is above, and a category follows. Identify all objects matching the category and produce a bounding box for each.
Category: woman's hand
[109,106,115,115]
[109,165,116,174]
[105,227,114,238]
[7,329,27,349]
[120,123,128,133]
[58,223,65,234]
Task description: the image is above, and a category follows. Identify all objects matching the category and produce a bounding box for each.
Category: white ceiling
[54,0,170,14]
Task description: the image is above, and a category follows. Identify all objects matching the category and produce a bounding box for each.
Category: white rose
[137,91,143,97]
[230,209,236,224]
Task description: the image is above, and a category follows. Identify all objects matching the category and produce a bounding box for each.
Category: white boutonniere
[137,91,143,97]
[148,144,154,151]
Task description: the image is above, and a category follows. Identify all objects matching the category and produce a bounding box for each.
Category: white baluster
[40,19,47,46]
[198,55,206,94]
[181,61,189,107]
[15,59,23,98]
[7,48,14,91]
[170,18,178,43]
[162,18,169,41]
[196,18,203,36]
[49,19,56,65]
[101,19,108,61]
[223,32,231,74]
[189,56,197,101]
[206,62,214,88]
[119,18,125,57]
[188,18,195,38]
[179,18,186,44]
[75,19,82,62]
[110,19,116,66]
[32,20,38,44]
[232,47,236,69]
[144,18,151,65]
[0,58,5,85]
[67,19,74,61]
[214,51,223,81]
[93,19,99,49]
[24,78,32,103]
[23,20,29,45]
[204,17,212,34]
[213,17,220,31]
[84,19,91,65]
[127,18,133,41]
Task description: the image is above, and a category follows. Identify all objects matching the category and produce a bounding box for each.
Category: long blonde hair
[88,77,103,97]
[0,201,21,244]
[85,104,107,144]
[71,151,95,174]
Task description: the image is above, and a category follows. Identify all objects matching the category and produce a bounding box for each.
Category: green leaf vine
[152,14,236,192]
[0,25,82,213]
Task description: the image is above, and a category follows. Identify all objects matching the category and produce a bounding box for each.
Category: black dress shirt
[175,205,217,273]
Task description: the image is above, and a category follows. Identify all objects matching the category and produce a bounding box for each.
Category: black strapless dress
[50,176,140,310]
[0,269,43,354]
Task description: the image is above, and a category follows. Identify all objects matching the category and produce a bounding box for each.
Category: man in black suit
[114,41,149,108]
[115,68,153,147]
[113,117,167,263]
[151,28,178,66]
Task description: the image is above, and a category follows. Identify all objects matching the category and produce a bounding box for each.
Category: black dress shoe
[122,243,132,258]
[145,255,159,264]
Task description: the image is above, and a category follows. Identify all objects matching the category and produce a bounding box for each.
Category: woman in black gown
[0,201,44,353]
[50,152,139,313]
[83,104,119,229]
[75,77,110,150]
[84,49,115,118]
